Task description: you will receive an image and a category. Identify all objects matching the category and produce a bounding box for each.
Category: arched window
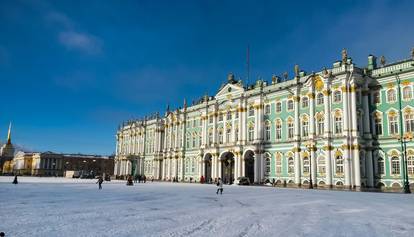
[387,89,396,103]
[248,106,255,116]
[185,158,190,173]
[265,121,271,141]
[226,112,232,120]
[318,156,326,174]
[391,156,400,175]
[377,157,385,175]
[264,154,271,177]
[404,112,414,133]
[333,90,342,103]
[336,155,344,175]
[403,86,412,100]
[287,100,294,111]
[407,154,414,175]
[265,104,271,115]
[275,120,282,140]
[186,134,190,148]
[334,112,343,134]
[317,115,324,136]
[303,156,310,173]
[275,102,282,112]
[389,113,399,135]
[302,97,309,108]
[288,157,294,174]
[191,157,196,173]
[374,114,383,135]
[302,117,309,137]
[218,129,224,144]
[248,125,254,141]
[317,93,324,105]
[288,120,294,139]
[226,128,231,143]
[275,153,282,175]
[192,134,196,147]
[372,90,381,104]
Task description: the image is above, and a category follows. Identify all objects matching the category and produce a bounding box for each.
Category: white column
[218,159,222,179]
[234,154,239,179]
[323,87,333,186]
[309,93,315,138]
[294,148,301,185]
[202,115,207,145]
[353,148,361,188]
[311,148,317,184]
[211,154,216,179]
[342,85,351,188]
[344,148,352,188]
[241,100,247,142]
[241,156,245,177]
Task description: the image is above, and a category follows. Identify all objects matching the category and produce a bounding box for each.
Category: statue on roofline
[341,49,348,63]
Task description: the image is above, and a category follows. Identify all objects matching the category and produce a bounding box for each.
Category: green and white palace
[114,49,414,191]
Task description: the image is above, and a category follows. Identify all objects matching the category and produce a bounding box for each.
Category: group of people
[134,174,147,183]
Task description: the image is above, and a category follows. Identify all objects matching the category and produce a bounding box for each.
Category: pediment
[215,83,244,101]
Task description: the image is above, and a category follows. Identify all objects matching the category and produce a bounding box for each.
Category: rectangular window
[335,117,342,134]
[287,100,294,111]
[375,117,383,135]
[276,102,281,113]
[265,104,271,115]
[249,107,254,116]
[302,121,309,137]
[372,91,381,104]
[288,123,294,139]
[276,123,282,140]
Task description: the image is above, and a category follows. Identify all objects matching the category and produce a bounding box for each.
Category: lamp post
[396,75,411,194]
[305,142,314,189]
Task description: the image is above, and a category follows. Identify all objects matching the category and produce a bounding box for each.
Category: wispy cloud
[45,10,103,55]
[59,31,102,55]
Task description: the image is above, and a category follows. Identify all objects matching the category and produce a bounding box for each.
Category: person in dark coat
[127,175,134,186]
[12,175,18,184]
[143,175,147,183]
[96,176,104,189]
[216,178,223,195]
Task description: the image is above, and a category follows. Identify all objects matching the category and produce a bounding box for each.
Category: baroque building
[114,49,414,190]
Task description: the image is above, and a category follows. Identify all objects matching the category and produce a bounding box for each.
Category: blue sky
[0,0,413,155]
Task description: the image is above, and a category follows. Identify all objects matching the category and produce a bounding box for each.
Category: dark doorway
[204,154,212,183]
[244,150,254,184]
[221,152,235,184]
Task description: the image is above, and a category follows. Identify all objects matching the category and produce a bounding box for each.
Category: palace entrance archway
[221,152,235,184]
[204,153,212,183]
[244,150,255,184]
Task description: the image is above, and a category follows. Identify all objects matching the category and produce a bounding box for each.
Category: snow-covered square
[1,177,413,237]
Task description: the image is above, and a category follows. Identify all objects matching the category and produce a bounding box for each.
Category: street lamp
[305,141,314,189]
[396,75,411,194]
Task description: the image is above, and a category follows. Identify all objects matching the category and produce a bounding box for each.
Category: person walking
[96,176,104,189]
[12,175,18,184]
[216,178,223,195]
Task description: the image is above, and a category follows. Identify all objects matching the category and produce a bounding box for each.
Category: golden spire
[7,122,11,145]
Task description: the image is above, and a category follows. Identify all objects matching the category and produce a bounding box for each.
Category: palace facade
[114,50,414,190]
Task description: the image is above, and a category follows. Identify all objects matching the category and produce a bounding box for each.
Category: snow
[1,177,413,237]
